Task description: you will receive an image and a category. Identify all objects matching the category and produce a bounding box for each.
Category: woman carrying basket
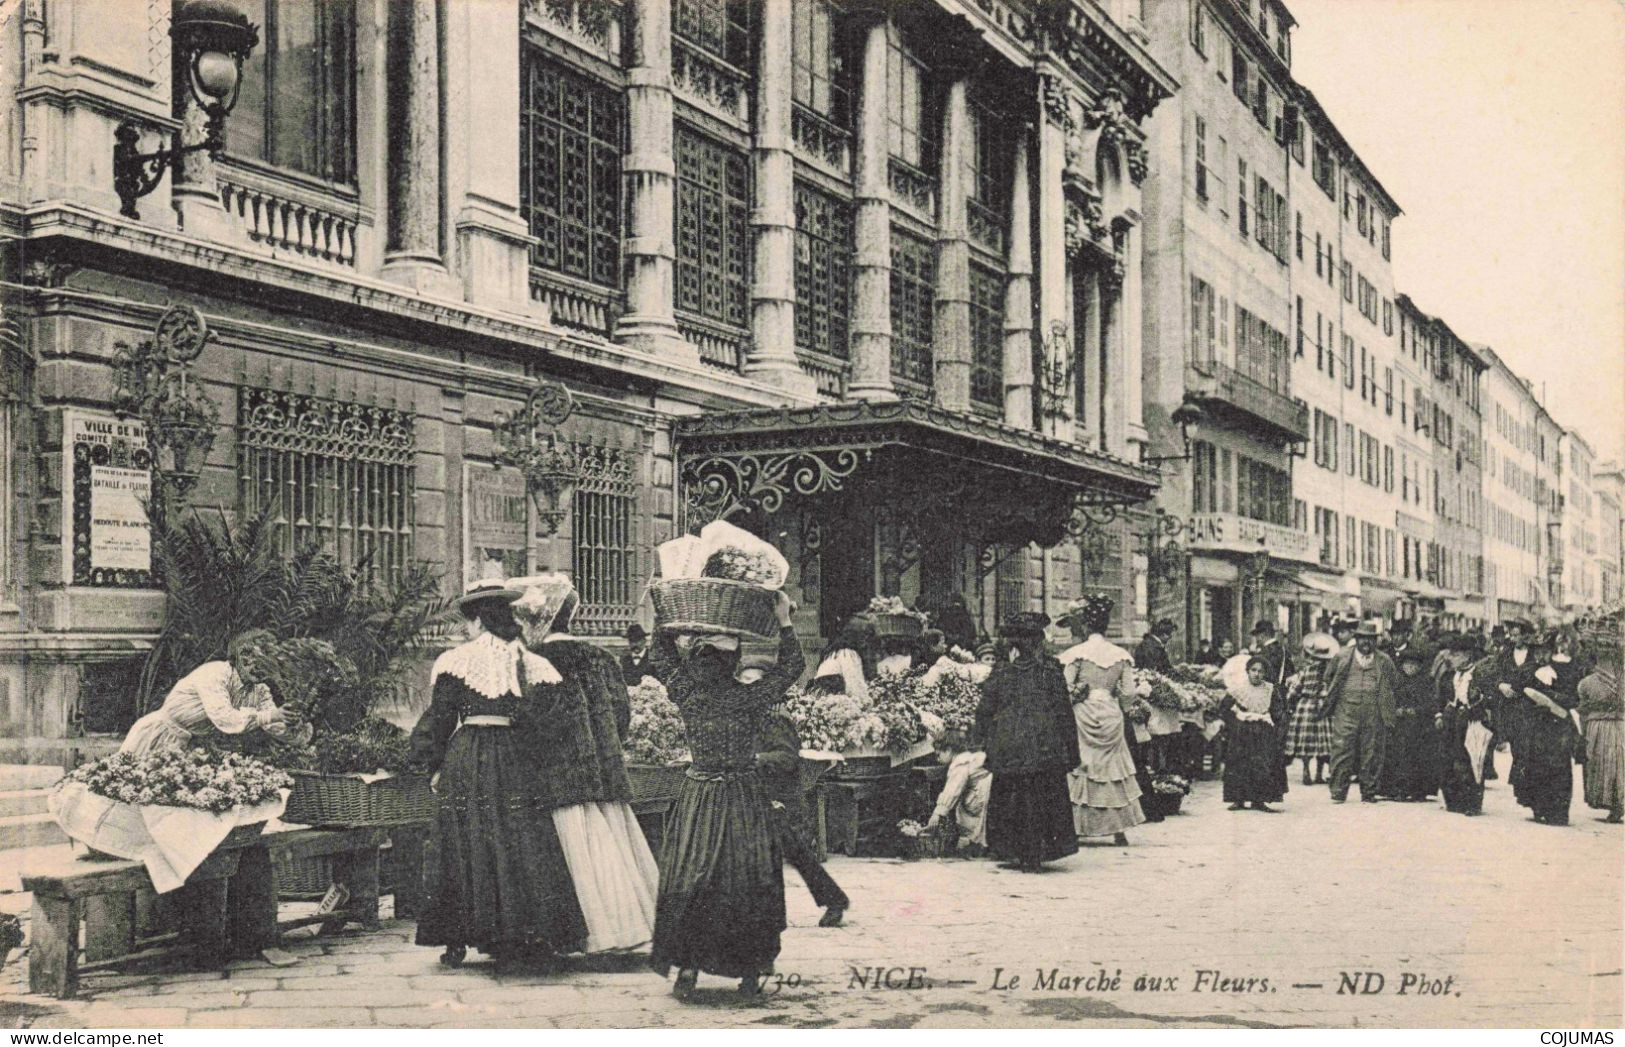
[647,589,805,997]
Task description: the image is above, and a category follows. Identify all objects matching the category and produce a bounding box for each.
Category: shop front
[673,400,1160,644]
[1182,513,1322,650]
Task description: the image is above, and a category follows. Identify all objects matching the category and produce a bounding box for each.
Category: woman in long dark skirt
[1221,656,1288,812]
[1384,648,1441,801]
[1516,632,1584,826]
[1437,637,1491,816]
[646,592,804,997]
[409,579,586,968]
[975,613,1080,871]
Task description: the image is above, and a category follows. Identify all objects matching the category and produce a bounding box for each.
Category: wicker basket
[625,762,690,801]
[282,770,436,828]
[900,829,951,860]
[871,613,924,639]
[650,578,778,638]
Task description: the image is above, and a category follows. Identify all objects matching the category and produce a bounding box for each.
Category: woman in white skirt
[509,574,660,954]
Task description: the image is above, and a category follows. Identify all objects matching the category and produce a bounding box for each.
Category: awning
[1360,577,1407,616]
[1190,556,1240,585]
[675,399,1160,547]
[1445,597,1484,619]
[1266,569,1347,610]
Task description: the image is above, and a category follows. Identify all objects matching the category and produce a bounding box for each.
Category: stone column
[615,0,692,359]
[444,0,535,309]
[745,0,816,395]
[383,0,448,289]
[1122,214,1148,453]
[933,76,972,410]
[1035,67,1073,441]
[848,12,895,401]
[1080,265,1102,446]
[1003,126,1034,428]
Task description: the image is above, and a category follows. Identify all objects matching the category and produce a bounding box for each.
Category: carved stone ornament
[1064,202,1087,257]
[1124,142,1149,186]
[1085,195,1107,242]
[1039,70,1074,131]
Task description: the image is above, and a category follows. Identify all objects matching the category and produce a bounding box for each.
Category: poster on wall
[465,463,530,587]
[63,409,154,588]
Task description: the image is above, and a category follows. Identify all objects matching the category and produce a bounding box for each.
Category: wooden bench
[22,826,392,999]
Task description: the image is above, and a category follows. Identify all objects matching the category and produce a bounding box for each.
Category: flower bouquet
[622,677,691,801]
[50,748,291,892]
[651,520,787,638]
[1145,772,1192,817]
[896,818,949,860]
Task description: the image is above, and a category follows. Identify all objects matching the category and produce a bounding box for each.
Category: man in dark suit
[757,709,849,927]
[1323,622,1400,803]
[619,623,651,684]
[1135,618,1177,674]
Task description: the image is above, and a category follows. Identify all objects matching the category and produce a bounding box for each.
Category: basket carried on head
[871,613,924,639]
[650,577,778,637]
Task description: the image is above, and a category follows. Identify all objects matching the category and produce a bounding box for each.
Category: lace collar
[1058,634,1132,668]
[431,633,562,700]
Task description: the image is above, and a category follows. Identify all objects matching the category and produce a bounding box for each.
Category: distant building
[1477,344,1545,626]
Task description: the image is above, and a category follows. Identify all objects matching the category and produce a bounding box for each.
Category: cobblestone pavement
[6,756,1622,1029]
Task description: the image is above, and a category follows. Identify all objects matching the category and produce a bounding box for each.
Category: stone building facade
[1138,0,1311,653]
[1479,344,1548,626]
[1396,297,1487,630]
[0,0,1172,754]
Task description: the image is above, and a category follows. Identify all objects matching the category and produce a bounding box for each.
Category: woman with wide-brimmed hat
[1284,632,1338,785]
[408,575,583,969]
[974,611,1079,871]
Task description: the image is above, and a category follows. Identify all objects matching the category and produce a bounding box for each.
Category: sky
[1287,0,1625,463]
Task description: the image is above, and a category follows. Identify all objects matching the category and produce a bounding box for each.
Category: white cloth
[429,633,561,698]
[1228,679,1275,726]
[876,654,913,677]
[813,649,869,703]
[1059,634,1134,670]
[50,780,286,893]
[932,751,992,847]
[550,801,659,953]
[120,662,274,756]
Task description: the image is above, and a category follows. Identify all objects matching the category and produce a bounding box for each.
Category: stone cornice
[4,202,813,414]
[1036,0,1178,123]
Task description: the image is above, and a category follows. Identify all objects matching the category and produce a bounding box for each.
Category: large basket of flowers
[650,578,779,638]
[867,597,928,639]
[1145,773,1191,818]
[623,677,691,801]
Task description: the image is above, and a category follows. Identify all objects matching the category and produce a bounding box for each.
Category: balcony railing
[678,312,747,373]
[529,270,621,337]
[1186,513,1320,565]
[217,162,363,268]
[796,349,849,398]
[1186,360,1310,443]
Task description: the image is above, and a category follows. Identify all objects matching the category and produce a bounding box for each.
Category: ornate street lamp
[113,0,259,219]
[1143,394,1206,466]
[110,305,221,506]
[493,381,584,538]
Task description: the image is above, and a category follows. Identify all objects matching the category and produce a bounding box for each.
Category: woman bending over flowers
[120,630,293,756]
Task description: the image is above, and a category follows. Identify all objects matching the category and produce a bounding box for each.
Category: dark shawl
[974,652,1079,775]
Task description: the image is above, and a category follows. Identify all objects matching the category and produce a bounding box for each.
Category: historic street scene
[0,0,1620,1033]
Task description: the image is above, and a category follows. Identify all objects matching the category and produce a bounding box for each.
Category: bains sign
[62,410,154,587]
[1185,512,1319,565]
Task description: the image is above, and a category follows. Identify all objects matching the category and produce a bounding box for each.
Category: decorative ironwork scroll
[680,448,861,532]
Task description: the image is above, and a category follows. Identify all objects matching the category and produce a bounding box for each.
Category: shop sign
[465,463,530,586]
[1185,512,1318,565]
[63,410,154,587]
